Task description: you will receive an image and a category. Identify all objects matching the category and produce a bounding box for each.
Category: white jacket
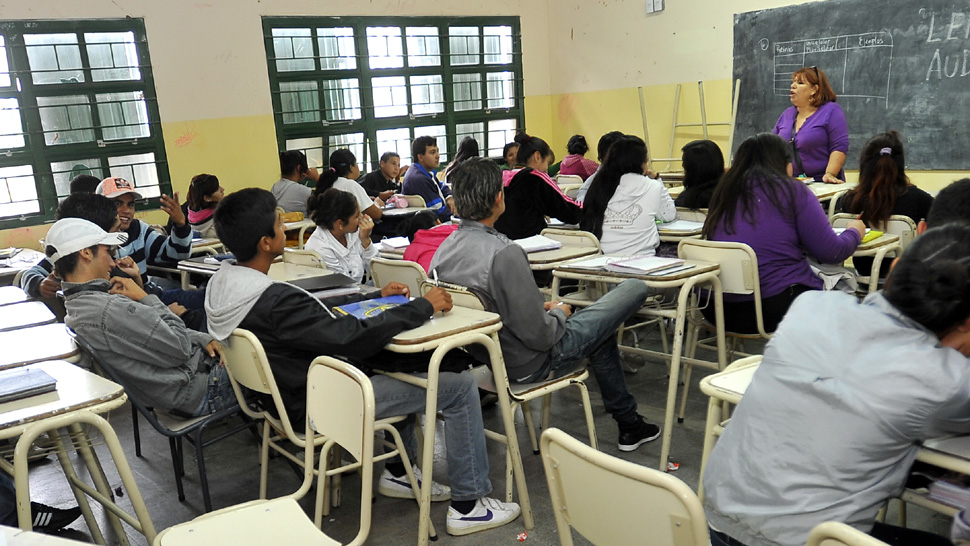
[599,173,676,255]
[305,227,377,282]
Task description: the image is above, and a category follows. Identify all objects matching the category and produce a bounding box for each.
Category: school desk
[551,257,727,472]
[283,219,316,250]
[0,361,156,544]
[0,301,55,332]
[0,324,78,370]
[0,285,28,306]
[527,244,600,271]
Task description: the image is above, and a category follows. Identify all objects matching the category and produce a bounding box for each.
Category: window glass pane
[279,81,320,124]
[409,75,444,115]
[271,28,315,72]
[24,33,84,85]
[0,98,25,149]
[486,71,515,109]
[37,95,95,145]
[371,76,408,118]
[376,128,412,165]
[456,122,485,154]
[96,91,151,140]
[108,152,159,198]
[406,27,440,67]
[448,27,479,66]
[85,32,141,82]
[327,133,367,171]
[487,119,517,157]
[0,165,39,218]
[453,73,482,111]
[415,125,447,162]
[0,37,10,87]
[366,27,404,69]
[51,159,103,197]
[321,78,361,121]
[317,27,356,70]
[483,26,513,65]
[285,137,324,170]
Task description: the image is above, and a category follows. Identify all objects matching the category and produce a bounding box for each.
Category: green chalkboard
[733,0,970,169]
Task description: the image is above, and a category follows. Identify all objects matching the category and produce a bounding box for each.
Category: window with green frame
[0,18,170,230]
[262,16,524,173]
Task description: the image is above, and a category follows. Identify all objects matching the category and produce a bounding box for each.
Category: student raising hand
[160,192,187,227]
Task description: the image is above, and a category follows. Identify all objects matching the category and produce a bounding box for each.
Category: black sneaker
[617,416,661,452]
[31,502,82,531]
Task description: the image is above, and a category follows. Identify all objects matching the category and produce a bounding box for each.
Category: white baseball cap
[45,218,129,264]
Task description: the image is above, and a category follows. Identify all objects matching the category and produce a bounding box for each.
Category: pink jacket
[404,224,459,273]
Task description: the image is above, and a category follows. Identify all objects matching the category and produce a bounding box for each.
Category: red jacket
[404,224,459,273]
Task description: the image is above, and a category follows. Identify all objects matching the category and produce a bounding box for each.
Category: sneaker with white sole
[446,497,521,536]
[378,466,451,502]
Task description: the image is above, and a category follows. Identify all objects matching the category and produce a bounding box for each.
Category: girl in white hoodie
[579,135,676,256]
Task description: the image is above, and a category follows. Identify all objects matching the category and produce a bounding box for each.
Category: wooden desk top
[855,233,900,253]
[555,257,719,282]
[0,361,125,435]
[0,301,55,332]
[0,324,78,370]
[382,206,430,217]
[527,245,599,266]
[807,181,856,201]
[387,306,501,347]
[0,286,28,306]
[268,262,332,282]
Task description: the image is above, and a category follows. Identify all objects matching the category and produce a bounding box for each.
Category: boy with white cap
[48,217,235,417]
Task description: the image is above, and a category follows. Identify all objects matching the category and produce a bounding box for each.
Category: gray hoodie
[63,278,215,414]
[204,262,275,342]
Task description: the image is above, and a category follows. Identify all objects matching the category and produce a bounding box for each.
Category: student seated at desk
[358,151,403,201]
[272,150,317,215]
[575,131,625,203]
[311,148,384,221]
[836,131,933,277]
[402,135,454,222]
[432,157,661,452]
[675,139,724,210]
[443,136,480,181]
[495,133,582,240]
[305,188,377,282]
[49,218,236,418]
[701,133,864,334]
[204,188,521,536]
[183,173,225,239]
[579,135,675,256]
[400,210,458,273]
[558,134,599,181]
[703,224,970,546]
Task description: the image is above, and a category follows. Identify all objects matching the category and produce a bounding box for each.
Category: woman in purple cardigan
[701,133,865,334]
[772,66,848,184]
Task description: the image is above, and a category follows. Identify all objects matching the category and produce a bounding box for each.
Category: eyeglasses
[809,66,819,80]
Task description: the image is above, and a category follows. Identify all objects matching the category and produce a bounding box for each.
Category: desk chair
[541,428,708,546]
[299,356,431,539]
[831,213,912,294]
[807,521,890,546]
[555,174,584,187]
[697,355,761,500]
[399,194,426,208]
[153,498,334,546]
[370,257,427,295]
[677,239,767,421]
[72,331,257,513]
[282,248,327,269]
[560,183,582,200]
[827,189,849,220]
[419,280,597,455]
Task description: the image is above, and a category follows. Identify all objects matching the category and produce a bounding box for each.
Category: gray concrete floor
[18,326,955,545]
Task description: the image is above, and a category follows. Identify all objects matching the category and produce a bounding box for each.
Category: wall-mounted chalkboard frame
[733,0,970,170]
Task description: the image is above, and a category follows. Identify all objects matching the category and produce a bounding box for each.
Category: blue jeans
[521,279,650,423]
[161,287,206,310]
[193,365,239,416]
[0,474,14,526]
[371,371,490,502]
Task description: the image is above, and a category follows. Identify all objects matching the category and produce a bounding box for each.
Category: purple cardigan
[709,179,861,300]
[772,101,849,181]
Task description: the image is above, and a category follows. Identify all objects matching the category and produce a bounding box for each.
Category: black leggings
[701,284,813,335]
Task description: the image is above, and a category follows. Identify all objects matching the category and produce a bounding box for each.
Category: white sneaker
[378,466,451,502]
[446,497,521,536]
